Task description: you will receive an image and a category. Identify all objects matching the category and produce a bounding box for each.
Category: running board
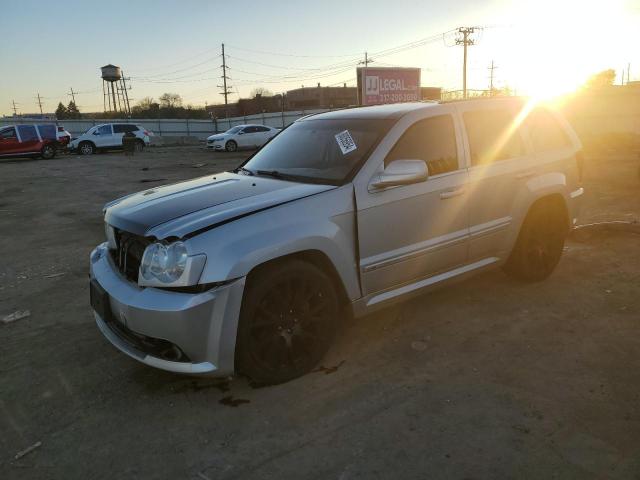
[366,257,500,307]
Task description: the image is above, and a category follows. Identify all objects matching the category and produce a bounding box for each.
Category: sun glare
[504,0,630,101]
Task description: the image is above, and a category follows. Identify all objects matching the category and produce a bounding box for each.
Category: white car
[69,123,152,155]
[206,124,279,152]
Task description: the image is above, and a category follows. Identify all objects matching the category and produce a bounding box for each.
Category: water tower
[101,64,131,115]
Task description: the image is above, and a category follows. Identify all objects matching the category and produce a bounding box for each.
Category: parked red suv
[0,124,59,159]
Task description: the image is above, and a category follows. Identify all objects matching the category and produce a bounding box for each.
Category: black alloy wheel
[236,260,339,384]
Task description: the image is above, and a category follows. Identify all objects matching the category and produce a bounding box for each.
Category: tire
[225,140,237,152]
[40,144,56,160]
[236,259,340,384]
[78,141,95,155]
[134,140,145,152]
[504,199,568,282]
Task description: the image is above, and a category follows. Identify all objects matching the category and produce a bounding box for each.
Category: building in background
[285,84,358,110]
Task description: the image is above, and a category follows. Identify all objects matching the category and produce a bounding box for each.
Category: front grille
[110,229,151,283]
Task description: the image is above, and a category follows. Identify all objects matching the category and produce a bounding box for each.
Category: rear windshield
[243,118,393,185]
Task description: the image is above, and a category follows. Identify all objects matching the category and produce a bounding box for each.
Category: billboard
[357,67,421,106]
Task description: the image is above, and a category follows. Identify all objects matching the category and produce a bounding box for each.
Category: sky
[1,0,638,116]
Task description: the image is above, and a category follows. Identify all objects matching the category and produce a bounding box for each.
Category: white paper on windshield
[335,130,357,155]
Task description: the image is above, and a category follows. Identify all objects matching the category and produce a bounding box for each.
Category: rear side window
[37,125,57,140]
[113,124,138,133]
[385,115,459,176]
[0,127,17,139]
[464,109,525,165]
[527,109,571,152]
[17,125,39,142]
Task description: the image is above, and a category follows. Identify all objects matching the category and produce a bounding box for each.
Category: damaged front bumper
[89,243,245,375]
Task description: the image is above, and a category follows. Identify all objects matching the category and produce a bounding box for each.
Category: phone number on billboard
[372,93,419,102]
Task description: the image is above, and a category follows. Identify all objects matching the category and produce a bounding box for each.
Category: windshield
[243,118,392,185]
[226,126,243,134]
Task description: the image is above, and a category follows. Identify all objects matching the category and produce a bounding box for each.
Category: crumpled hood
[104,172,335,239]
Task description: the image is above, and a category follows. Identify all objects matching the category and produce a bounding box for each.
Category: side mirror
[93,131,100,136]
[237,131,245,135]
[370,159,428,190]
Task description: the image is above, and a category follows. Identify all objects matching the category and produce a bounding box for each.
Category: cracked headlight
[139,241,206,288]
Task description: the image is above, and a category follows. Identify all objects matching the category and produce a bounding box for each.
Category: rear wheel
[225,140,237,152]
[40,144,56,160]
[79,141,95,155]
[504,199,568,282]
[236,260,340,384]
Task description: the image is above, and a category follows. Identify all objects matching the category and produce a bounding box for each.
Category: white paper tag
[335,130,357,155]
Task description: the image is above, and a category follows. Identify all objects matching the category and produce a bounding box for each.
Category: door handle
[440,188,465,200]
[516,171,535,179]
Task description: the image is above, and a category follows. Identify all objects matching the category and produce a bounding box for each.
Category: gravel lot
[1,146,639,479]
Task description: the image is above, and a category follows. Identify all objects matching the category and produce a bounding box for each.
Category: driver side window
[385,115,459,176]
[97,125,112,135]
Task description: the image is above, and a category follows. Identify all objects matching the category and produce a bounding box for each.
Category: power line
[225,44,363,59]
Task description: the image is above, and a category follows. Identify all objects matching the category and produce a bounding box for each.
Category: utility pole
[488,60,497,96]
[358,51,374,105]
[218,43,232,117]
[627,63,631,85]
[11,100,18,116]
[68,87,77,104]
[36,93,44,115]
[456,27,477,99]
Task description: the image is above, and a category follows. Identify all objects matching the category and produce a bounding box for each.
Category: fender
[185,185,362,301]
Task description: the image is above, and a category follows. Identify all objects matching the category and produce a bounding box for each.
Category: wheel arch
[245,249,351,307]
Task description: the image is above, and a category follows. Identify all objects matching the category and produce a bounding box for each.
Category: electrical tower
[11,100,18,116]
[455,27,478,99]
[218,43,232,117]
[68,87,77,104]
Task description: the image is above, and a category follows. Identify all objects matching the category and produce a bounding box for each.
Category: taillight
[143,130,150,136]
[57,126,64,132]
[575,150,584,183]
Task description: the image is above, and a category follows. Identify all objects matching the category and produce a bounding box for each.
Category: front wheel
[40,144,56,160]
[236,260,340,384]
[225,140,237,152]
[78,141,95,155]
[504,200,568,282]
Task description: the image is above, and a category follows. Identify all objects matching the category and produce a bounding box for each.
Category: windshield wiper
[255,169,296,180]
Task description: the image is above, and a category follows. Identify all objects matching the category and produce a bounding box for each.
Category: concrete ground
[1,146,639,480]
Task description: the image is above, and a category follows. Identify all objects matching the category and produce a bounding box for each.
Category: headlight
[105,224,117,249]
[138,241,206,287]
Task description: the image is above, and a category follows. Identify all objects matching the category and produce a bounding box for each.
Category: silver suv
[89,98,584,384]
